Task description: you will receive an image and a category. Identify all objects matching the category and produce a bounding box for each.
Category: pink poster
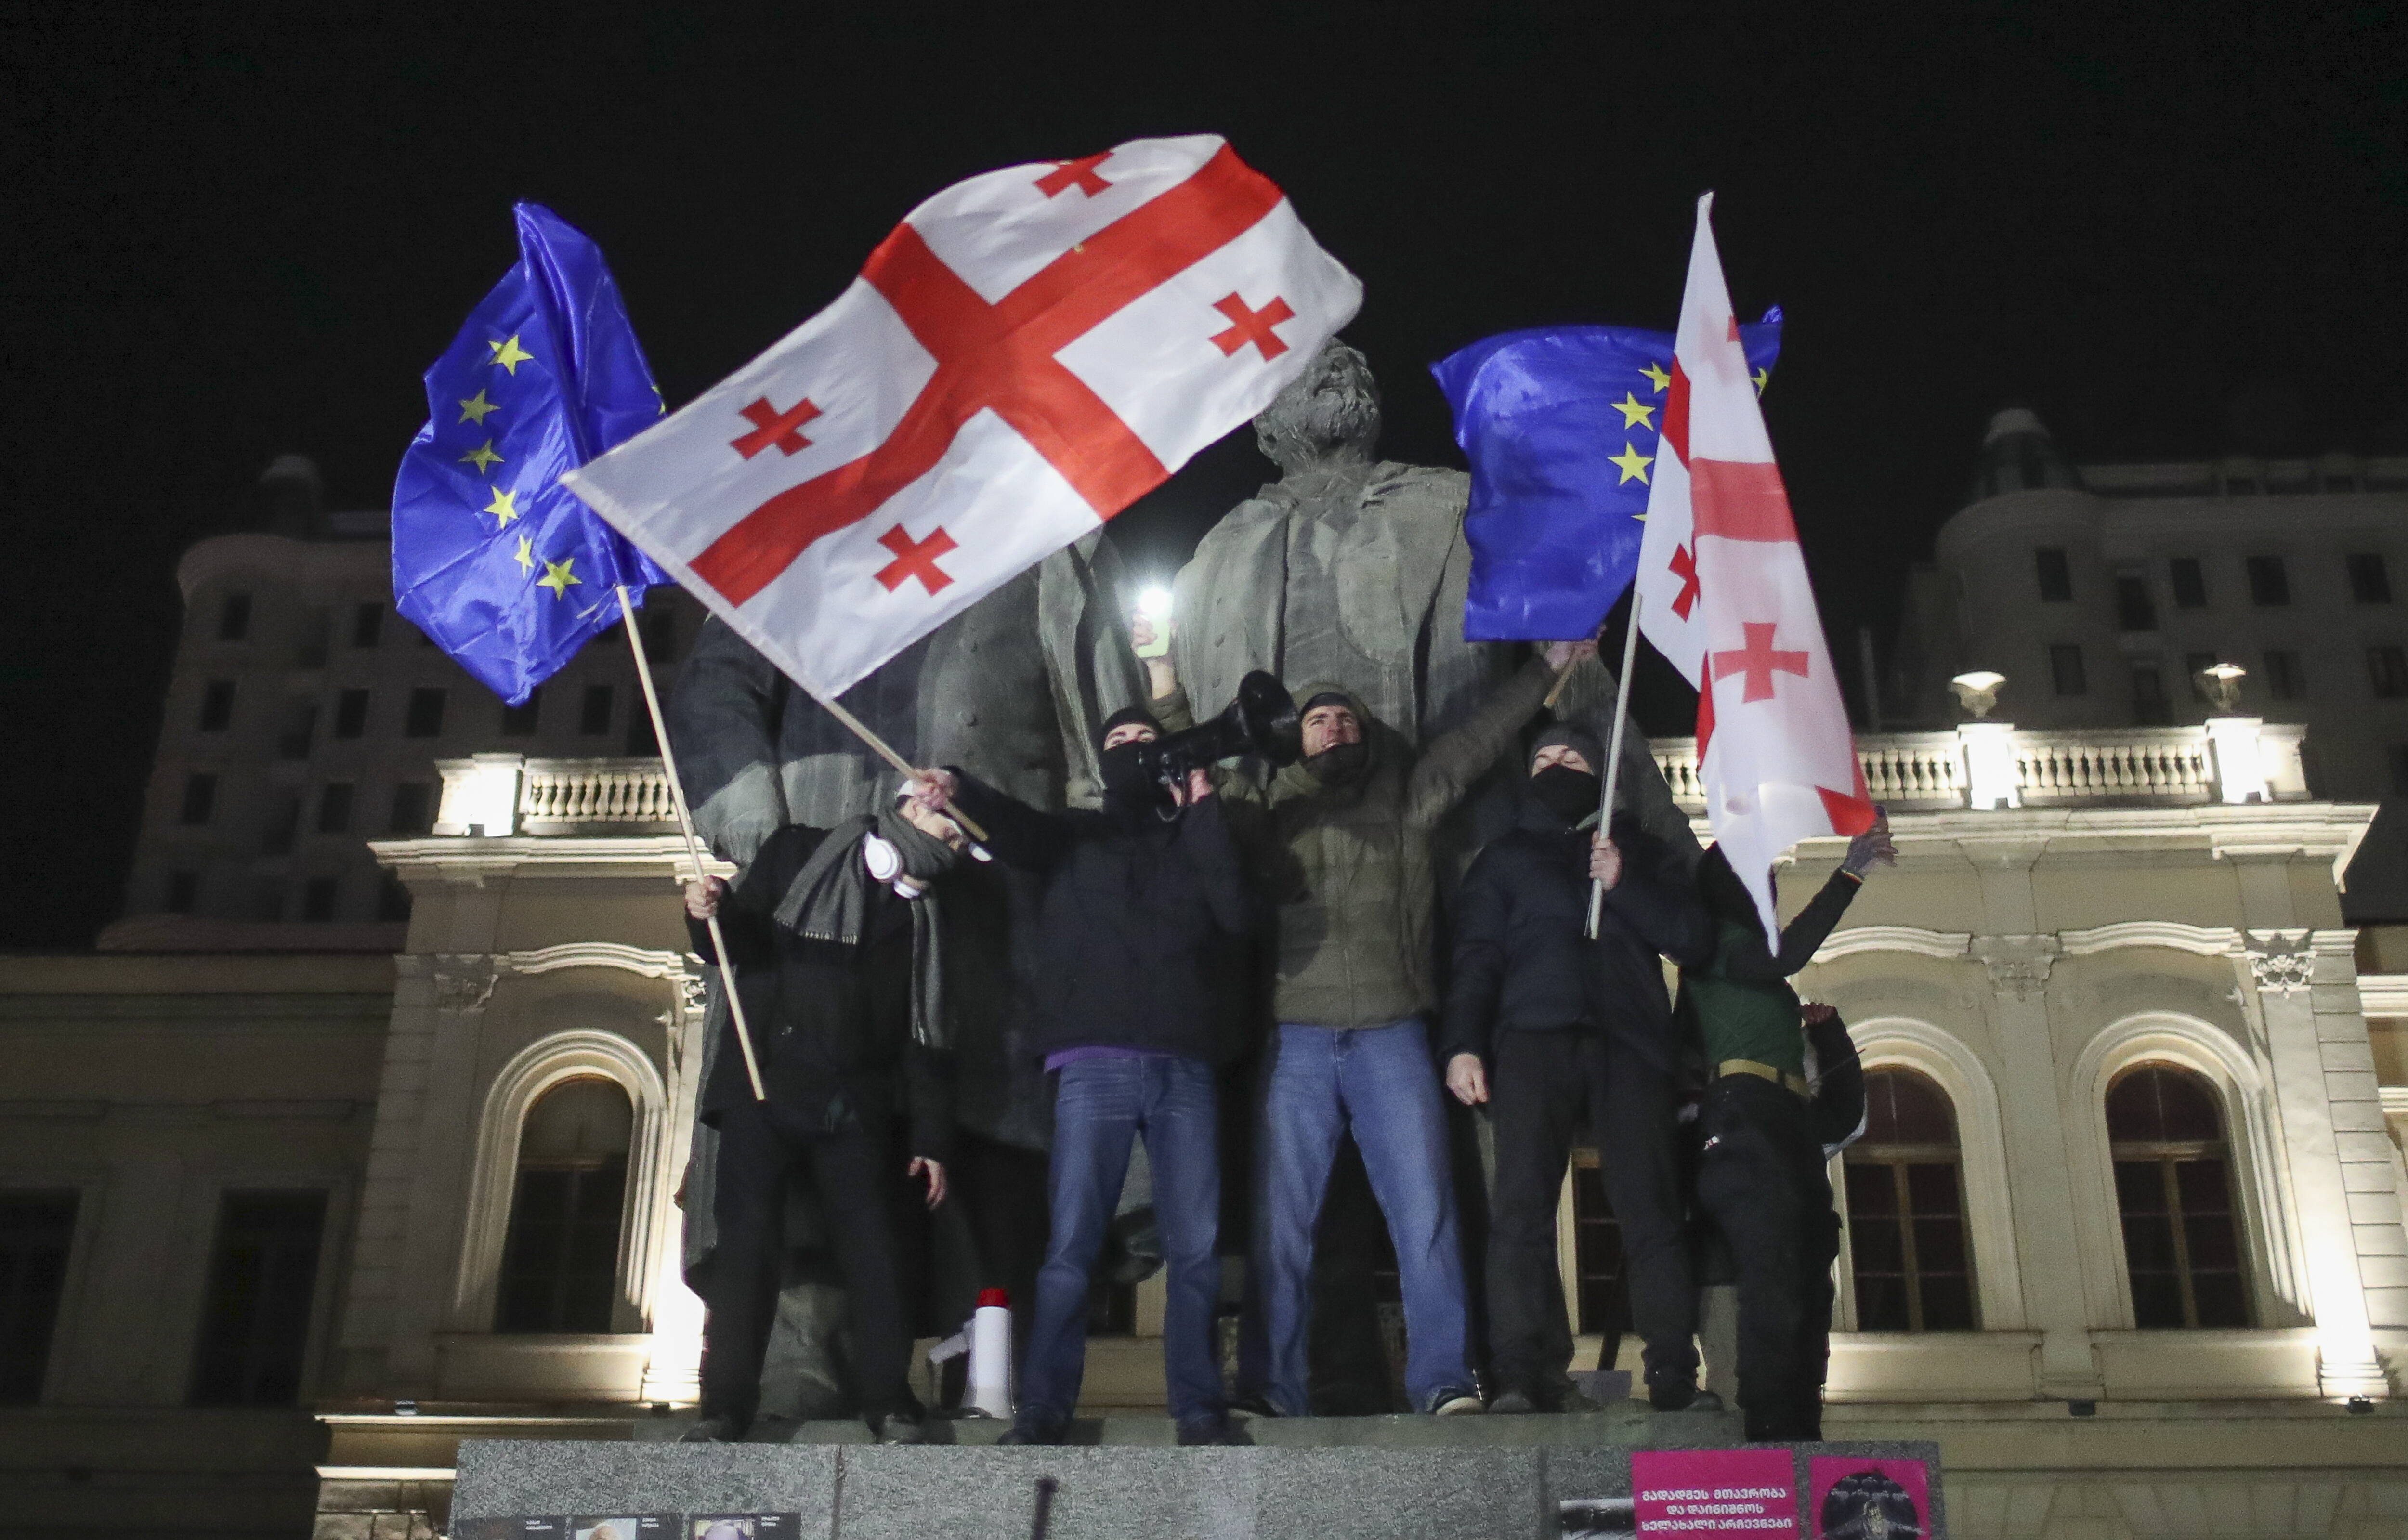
[1808,1456,1932,1540]
[1630,1449,1799,1538]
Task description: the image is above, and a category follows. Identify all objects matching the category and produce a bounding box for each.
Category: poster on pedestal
[1808,1456,1931,1539]
[574,1515,679,1540]
[456,1520,568,1540]
[1629,1448,1799,1537]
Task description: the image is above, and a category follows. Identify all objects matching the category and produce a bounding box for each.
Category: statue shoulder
[1361,462,1469,519]
[1186,483,1299,571]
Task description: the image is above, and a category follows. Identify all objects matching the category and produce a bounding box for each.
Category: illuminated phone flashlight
[1133,585,1173,659]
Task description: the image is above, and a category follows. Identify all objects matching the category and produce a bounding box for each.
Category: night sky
[6,5,2405,948]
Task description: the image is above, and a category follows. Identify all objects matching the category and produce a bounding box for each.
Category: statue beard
[1256,379,1381,475]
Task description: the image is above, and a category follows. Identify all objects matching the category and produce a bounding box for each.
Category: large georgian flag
[1636,194,1871,934]
[563,135,1361,701]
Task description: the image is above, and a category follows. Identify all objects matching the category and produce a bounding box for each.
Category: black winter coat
[688,823,952,1161]
[1440,801,1713,1075]
[948,772,1254,1065]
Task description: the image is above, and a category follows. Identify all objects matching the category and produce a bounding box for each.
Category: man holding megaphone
[908,680,1292,1448]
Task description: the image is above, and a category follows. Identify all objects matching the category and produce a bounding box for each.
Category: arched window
[1843,1069,1976,1331]
[2106,1063,2249,1328]
[495,1077,631,1332]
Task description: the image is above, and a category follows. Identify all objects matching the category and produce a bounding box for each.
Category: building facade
[6,506,2408,1540]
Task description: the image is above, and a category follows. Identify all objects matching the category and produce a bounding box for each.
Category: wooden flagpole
[616,585,767,1102]
[807,693,989,844]
[1585,590,1646,940]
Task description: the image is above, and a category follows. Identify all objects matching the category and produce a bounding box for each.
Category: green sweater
[1220,658,1557,1030]
[1681,868,1863,1075]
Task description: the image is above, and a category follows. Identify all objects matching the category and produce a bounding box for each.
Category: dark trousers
[701,1096,922,1430]
[1693,1074,1839,1440]
[1020,1056,1225,1426]
[1486,1029,1697,1396]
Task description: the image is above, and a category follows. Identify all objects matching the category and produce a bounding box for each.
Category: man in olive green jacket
[1226,639,1593,1417]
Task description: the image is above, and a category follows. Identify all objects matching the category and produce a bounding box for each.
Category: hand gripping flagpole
[617,585,768,1102]
[806,695,989,845]
[1585,590,1646,941]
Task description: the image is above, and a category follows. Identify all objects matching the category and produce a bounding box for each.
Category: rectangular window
[2369,645,2408,699]
[293,607,330,669]
[350,602,384,648]
[198,680,236,732]
[179,773,218,825]
[2391,746,2408,797]
[641,608,676,658]
[316,782,354,834]
[301,877,339,922]
[260,793,301,857]
[2114,573,2158,632]
[404,688,445,738]
[625,706,658,757]
[2349,553,2393,604]
[2264,649,2305,701]
[0,1191,80,1404]
[2034,547,2073,602]
[417,626,438,650]
[2169,557,2208,608]
[165,870,199,914]
[579,685,614,736]
[188,1191,327,1406]
[2049,643,2087,697]
[2130,663,2170,725]
[250,878,284,922]
[333,689,369,740]
[499,687,542,738]
[2246,555,2290,606]
[388,782,432,835]
[277,704,316,761]
[217,593,251,641]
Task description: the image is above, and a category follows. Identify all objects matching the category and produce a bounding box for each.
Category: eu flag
[1431,314,1782,642]
[392,203,671,705]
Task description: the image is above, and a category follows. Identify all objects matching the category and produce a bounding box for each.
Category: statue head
[1254,339,1381,475]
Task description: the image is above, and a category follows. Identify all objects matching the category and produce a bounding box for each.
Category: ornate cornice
[1970,934,2061,1000]
[501,943,697,980]
[1811,925,1973,963]
[2059,921,2243,958]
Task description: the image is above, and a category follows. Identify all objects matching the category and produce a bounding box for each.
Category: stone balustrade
[431,720,2310,837]
[1653,718,2306,813]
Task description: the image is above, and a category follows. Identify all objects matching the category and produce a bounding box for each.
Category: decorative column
[1970,930,2102,1397]
[639,960,710,1405]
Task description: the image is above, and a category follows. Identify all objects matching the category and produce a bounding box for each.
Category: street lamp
[2198,661,2247,714]
[1950,670,2007,720]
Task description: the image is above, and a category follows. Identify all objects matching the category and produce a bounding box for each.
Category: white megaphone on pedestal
[929,1286,1014,1418]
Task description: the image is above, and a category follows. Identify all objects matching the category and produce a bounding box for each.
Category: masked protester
[1681,813,1894,1441]
[677,794,963,1446]
[1218,641,1594,1419]
[912,704,1254,1447]
[1440,723,1715,1412]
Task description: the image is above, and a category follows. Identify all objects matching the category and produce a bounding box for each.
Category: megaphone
[1134,670,1302,794]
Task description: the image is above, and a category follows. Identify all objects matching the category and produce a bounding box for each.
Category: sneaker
[873,1410,928,1445]
[997,1417,1065,1446]
[677,1414,741,1444]
[1429,1388,1487,1417]
[1175,1415,1241,1446]
[1487,1387,1540,1415]
[1227,1393,1284,1419]
[1687,1389,1727,1414]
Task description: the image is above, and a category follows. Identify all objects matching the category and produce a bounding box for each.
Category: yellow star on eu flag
[484,487,521,527]
[513,534,535,574]
[488,334,535,374]
[1612,392,1657,431]
[1609,442,1653,485]
[459,440,504,475]
[1639,361,1672,393]
[537,556,581,599]
[458,389,500,425]
[1753,366,1772,396]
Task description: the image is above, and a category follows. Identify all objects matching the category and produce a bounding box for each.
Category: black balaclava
[1098,705,1171,820]
[1526,722,1607,825]
[1299,688,1371,786]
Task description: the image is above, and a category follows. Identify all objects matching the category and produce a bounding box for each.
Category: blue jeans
[1257,1018,1472,1414]
[1019,1055,1225,1426]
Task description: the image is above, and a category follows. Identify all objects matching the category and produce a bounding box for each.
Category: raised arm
[1804,1004,1867,1150]
[1597,826,1716,968]
[1722,811,1893,981]
[1404,642,1593,828]
[925,769,1076,872]
[1174,792,1254,937]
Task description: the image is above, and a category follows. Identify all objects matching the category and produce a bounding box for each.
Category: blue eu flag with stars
[392,203,671,705]
[1430,314,1782,642]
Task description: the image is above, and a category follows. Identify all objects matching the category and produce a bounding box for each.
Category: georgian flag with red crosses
[1634,193,1872,936]
[563,134,1361,701]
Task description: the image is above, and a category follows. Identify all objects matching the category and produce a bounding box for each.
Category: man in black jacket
[915,704,1253,1446]
[677,798,962,1446]
[1682,822,1890,1441]
[1441,724,1714,1413]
